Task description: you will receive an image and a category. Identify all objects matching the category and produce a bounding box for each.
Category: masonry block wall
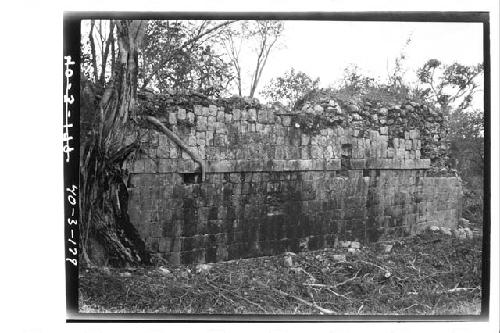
[124,93,462,265]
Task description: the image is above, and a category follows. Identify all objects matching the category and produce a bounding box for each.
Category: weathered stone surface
[125,93,463,264]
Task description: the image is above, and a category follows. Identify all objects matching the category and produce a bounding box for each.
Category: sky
[81,20,485,109]
[243,21,484,106]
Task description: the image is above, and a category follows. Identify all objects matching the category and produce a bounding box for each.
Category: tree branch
[100,21,115,85]
[253,279,335,315]
[89,20,100,83]
[143,115,205,181]
[141,20,236,90]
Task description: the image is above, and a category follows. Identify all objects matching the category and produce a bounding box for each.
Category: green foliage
[416,59,484,174]
[334,60,422,105]
[140,20,236,97]
[262,68,320,108]
[448,108,484,177]
[448,108,484,225]
[292,113,338,136]
[416,59,483,112]
[81,19,285,98]
[416,60,484,225]
[335,36,414,101]
[387,34,413,95]
[449,109,484,141]
[340,64,376,93]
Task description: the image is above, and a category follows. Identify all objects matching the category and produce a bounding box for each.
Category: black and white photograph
[2,0,500,332]
[62,8,495,325]
[66,14,491,318]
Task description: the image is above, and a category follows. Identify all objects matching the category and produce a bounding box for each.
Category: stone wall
[124,93,462,265]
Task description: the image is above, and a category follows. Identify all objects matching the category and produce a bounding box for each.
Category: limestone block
[392,138,400,149]
[207,160,233,173]
[369,145,378,159]
[369,130,379,141]
[297,159,312,170]
[311,146,323,159]
[168,112,177,125]
[257,109,266,122]
[158,160,173,174]
[421,159,431,169]
[300,147,310,159]
[207,116,215,130]
[187,135,196,147]
[405,139,412,150]
[206,131,214,146]
[410,129,419,139]
[233,109,241,121]
[157,134,168,147]
[325,145,335,159]
[133,159,145,173]
[248,108,257,122]
[170,147,178,159]
[178,108,186,120]
[216,110,225,122]
[177,159,197,173]
[159,238,172,252]
[157,145,169,158]
[282,116,291,127]
[208,105,217,116]
[240,109,248,121]
[311,159,325,170]
[378,141,388,158]
[196,116,207,131]
[216,123,227,134]
[195,131,205,142]
[187,112,195,124]
[169,252,181,265]
[314,105,324,114]
[272,159,285,172]
[325,159,341,170]
[194,105,203,115]
[350,159,366,169]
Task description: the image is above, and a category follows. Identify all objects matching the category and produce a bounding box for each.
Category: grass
[79,230,482,316]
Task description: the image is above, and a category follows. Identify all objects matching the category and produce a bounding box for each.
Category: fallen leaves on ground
[79,230,482,315]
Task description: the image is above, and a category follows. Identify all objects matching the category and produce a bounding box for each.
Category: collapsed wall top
[132,88,451,175]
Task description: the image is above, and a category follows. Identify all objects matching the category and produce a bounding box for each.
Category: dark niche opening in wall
[183,173,202,184]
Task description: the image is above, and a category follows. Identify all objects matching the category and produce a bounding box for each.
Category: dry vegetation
[79,229,482,316]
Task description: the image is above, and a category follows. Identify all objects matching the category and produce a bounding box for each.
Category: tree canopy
[81,19,284,99]
[261,68,320,109]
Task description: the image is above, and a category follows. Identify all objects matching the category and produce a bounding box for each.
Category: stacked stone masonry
[125,95,462,265]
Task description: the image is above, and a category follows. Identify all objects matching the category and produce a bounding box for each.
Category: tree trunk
[99,21,114,86]
[80,20,149,267]
[89,20,99,84]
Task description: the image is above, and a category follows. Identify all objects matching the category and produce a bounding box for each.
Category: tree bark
[89,20,99,84]
[99,21,115,86]
[144,115,205,181]
[80,20,149,267]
